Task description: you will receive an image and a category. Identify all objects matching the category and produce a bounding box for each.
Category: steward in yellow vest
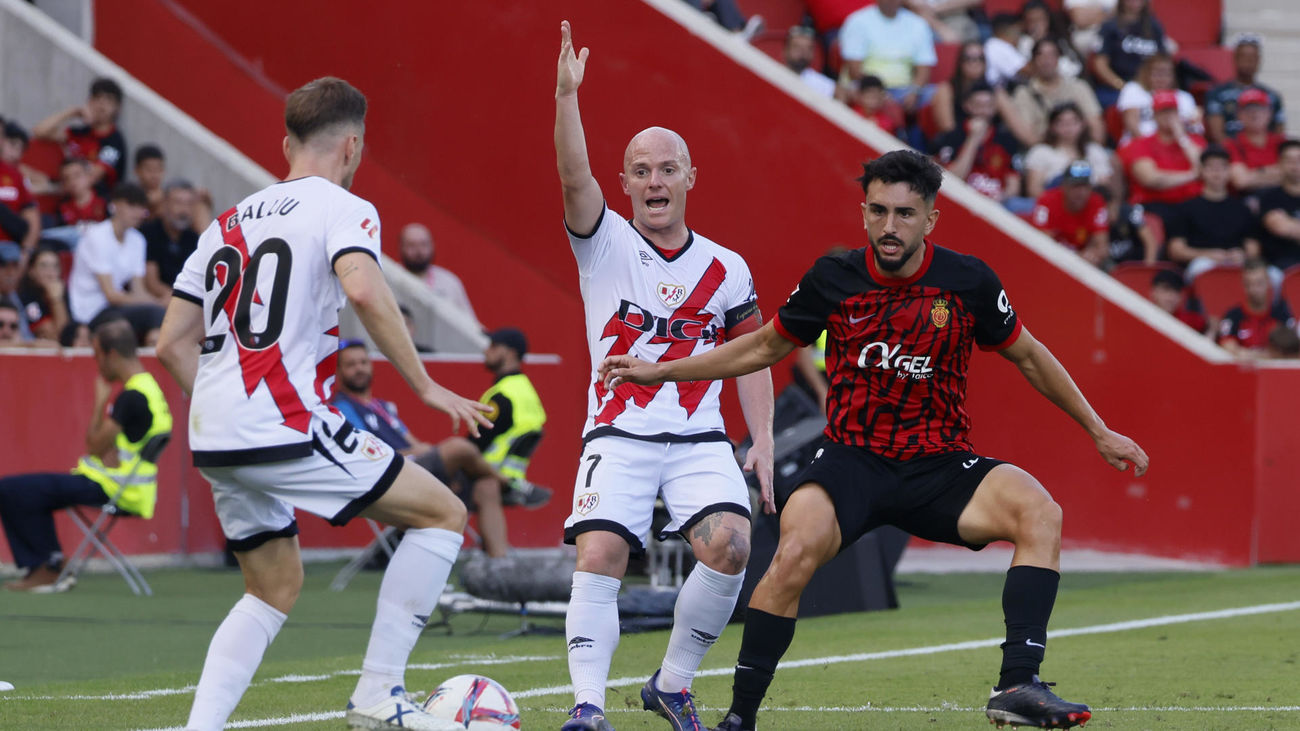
[470,329,549,506]
[0,319,172,591]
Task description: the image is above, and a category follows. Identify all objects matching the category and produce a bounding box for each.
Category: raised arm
[998,326,1148,475]
[601,320,796,388]
[334,251,491,436]
[555,20,603,236]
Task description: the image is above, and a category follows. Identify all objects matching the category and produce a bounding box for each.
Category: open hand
[1094,428,1149,477]
[557,20,590,97]
[598,354,664,390]
[421,383,494,438]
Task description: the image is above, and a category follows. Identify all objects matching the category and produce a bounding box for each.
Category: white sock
[186,593,287,731]
[351,527,462,708]
[657,563,744,692]
[566,571,622,708]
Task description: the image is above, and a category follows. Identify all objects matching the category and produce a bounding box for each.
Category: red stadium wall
[66,0,1299,565]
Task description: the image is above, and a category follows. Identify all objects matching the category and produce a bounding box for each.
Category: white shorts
[199,417,403,551]
[563,436,750,554]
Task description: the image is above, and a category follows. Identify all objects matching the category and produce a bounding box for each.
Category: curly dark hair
[858,150,943,203]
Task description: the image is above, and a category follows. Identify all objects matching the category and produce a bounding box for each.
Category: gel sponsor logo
[858,341,934,379]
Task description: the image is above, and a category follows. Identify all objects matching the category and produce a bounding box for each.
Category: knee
[473,479,502,507]
[246,570,302,614]
[1019,497,1063,542]
[769,534,826,586]
[693,521,751,575]
[575,539,629,577]
[435,498,469,533]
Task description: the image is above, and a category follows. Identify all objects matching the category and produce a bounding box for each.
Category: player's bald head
[624,127,692,171]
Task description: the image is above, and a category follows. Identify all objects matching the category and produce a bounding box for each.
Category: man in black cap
[473,328,550,513]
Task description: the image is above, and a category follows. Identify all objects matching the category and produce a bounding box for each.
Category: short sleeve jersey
[1217,300,1295,350]
[774,244,1021,460]
[65,124,127,190]
[1032,188,1108,250]
[173,176,382,466]
[0,161,34,212]
[568,205,759,442]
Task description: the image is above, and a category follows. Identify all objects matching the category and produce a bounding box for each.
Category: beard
[339,372,371,394]
[870,234,922,272]
[402,255,430,274]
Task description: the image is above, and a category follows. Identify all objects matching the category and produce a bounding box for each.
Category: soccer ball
[422,674,521,729]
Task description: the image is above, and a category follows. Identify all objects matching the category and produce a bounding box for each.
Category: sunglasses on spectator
[963,55,985,62]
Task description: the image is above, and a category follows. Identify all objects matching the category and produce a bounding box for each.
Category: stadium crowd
[741,0,1300,358]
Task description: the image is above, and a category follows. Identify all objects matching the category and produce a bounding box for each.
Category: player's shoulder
[926,243,999,289]
[688,230,752,270]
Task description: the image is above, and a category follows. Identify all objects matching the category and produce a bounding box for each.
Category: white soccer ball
[422,674,521,729]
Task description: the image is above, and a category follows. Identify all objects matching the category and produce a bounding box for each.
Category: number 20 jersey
[569,206,759,442]
[173,176,382,467]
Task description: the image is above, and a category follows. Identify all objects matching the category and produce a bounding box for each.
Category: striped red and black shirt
[774,242,1022,460]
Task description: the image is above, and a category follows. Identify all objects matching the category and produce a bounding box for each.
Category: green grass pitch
[1,562,1297,730]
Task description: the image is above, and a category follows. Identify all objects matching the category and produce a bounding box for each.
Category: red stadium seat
[930,42,961,85]
[1151,0,1221,46]
[742,0,809,36]
[827,36,843,76]
[1112,262,1180,293]
[1142,209,1166,248]
[1104,105,1125,146]
[754,36,786,64]
[1190,264,1244,320]
[1179,45,1234,84]
[21,138,64,178]
[1281,265,1300,310]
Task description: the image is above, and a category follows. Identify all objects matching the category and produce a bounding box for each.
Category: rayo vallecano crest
[658,282,686,307]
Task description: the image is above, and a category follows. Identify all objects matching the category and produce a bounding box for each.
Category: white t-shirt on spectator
[418,264,478,321]
[68,219,146,324]
[800,68,837,98]
[1023,142,1114,185]
[985,37,1026,87]
[1116,83,1199,139]
[1063,0,1117,10]
[839,6,937,89]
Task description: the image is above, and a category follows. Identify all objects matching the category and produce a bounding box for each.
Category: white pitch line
[529,704,1300,713]
[514,600,1300,698]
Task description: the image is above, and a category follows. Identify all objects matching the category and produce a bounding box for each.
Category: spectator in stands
[1022,102,1113,198]
[932,82,1027,210]
[398,222,479,323]
[1017,0,1083,79]
[1255,139,1300,273]
[132,145,166,217]
[0,137,41,257]
[1012,39,1105,144]
[0,300,20,346]
[904,0,982,44]
[783,25,836,99]
[1205,35,1285,145]
[1217,258,1295,357]
[56,158,108,227]
[0,318,171,592]
[1101,186,1159,263]
[1117,53,1199,143]
[1092,0,1174,108]
[67,183,165,343]
[1165,147,1255,280]
[1064,0,1114,61]
[1266,325,1300,359]
[1118,90,1206,220]
[59,321,91,349]
[0,122,53,197]
[852,75,905,137]
[16,247,69,343]
[33,77,127,193]
[1227,88,1285,193]
[331,341,548,558]
[1149,268,1208,334]
[0,242,30,340]
[984,13,1027,88]
[1031,160,1109,265]
[838,0,937,113]
[930,41,1034,145]
[141,180,199,299]
[683,0,765,42]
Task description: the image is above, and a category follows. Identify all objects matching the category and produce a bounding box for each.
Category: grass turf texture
[0,563,1297,730]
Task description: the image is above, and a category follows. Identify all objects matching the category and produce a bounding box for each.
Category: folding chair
[329,518,398,592]
[57,433,171,596]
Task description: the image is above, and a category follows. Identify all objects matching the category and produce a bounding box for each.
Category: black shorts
[780,440,1006,552]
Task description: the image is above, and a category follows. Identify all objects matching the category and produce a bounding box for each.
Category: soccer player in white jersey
[555,22,775,731]
[155,77,490,731]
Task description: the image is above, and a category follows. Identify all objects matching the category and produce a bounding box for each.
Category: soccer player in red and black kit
[600,150,1149,730]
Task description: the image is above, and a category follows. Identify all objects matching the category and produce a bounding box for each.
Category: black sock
[998,565,1060,690]
[728,608,797,728]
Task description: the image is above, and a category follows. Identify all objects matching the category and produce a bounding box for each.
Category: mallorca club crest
[657,282,687,308]
[930,297,950,329]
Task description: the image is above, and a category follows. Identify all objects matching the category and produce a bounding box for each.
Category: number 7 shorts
[562,435,751,555]
[199,416,405,552]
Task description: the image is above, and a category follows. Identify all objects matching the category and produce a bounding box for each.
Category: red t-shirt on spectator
[65,124,126,190]
[856,105,904,136]
[58,194,108,226]
[1119,132,1206,206]
[807,0,873,33]
[1227,132,1285,169]
[0,161,35,211]
[1031,188,1108,251]
[1216,299,1295,350]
